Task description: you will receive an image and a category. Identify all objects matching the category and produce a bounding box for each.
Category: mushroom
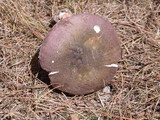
[39,13,121,95]
[54,9,73,22]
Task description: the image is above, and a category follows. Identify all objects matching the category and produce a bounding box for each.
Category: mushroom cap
[39,14,121,95]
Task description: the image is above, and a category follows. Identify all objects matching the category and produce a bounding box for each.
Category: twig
[30,29,45,40]
[124,50,144,58]
[147,94,160,102]
[144,57,160,65]
[97,110,142,120]
[2,96,70,107]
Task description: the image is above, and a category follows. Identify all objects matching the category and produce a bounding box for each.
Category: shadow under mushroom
[30,49,50,85]
[30,49,76,96]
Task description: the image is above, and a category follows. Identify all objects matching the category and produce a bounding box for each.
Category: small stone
[103,86,111,93]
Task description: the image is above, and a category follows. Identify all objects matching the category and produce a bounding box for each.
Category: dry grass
[0,0,160,119]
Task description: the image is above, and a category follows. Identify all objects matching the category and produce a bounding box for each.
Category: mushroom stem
[49,71,59,75]
[59,12,72,20]
[54,9,73,22]
[104,64,118,68]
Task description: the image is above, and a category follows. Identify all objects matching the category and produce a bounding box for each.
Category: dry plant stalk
[0,0,160,119]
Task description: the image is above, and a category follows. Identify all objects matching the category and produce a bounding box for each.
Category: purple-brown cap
[39,13,121,95]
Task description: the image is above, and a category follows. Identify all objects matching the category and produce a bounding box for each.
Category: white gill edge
[49,71,59,75]
[104,64,118,68]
